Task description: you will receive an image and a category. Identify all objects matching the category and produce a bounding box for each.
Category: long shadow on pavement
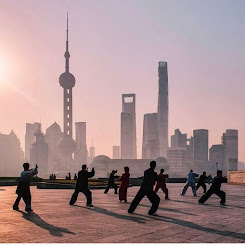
[73,205,146,224]
[134,213,245,241]
[17,211,75,237]
[0,188,6,191]
[137,203,196,216]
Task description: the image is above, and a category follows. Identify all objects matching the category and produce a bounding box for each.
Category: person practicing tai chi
[13,163,38,212]
[199,170,227,205]
[196,171,210,194]
[70,164,95,207]
[181,170,199,196]
[154,168,170,200]
[128,161,161,215]
[104,170,118,194]
[119,166,130,202]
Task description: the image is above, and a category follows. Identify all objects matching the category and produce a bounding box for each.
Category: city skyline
[0,1,244,161]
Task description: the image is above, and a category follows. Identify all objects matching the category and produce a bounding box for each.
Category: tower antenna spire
[65,12,70,72]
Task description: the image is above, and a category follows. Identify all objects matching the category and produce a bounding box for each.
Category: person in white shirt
[13,163,38,212]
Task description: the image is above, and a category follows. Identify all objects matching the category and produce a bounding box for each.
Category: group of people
[13,161,227,215]
[49,173,56,180]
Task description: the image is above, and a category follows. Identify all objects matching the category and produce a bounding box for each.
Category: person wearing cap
[13,163,38,212]
[104,170,118,194]
[181,170,199,196]
[119,166,130,202]
[128,161,161,215]
[154,168,170,200]
[69,164,95,207]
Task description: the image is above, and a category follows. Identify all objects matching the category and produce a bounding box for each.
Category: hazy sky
[0,0,244,161]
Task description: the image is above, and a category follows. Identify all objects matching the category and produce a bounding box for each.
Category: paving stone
[0,183,244,243]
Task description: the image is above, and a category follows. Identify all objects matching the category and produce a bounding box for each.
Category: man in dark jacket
[13,163,38,212]
[199,170,227,205]
[70,165,95,207]
[128,161,161,215]
[196,171,210,193]
[104,170,118,194]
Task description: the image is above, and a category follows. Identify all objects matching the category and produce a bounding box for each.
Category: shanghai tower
[157,61,169,158]
[57,15,76,170]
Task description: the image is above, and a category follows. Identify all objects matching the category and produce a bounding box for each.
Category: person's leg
[162,185,169,199]
[202,184,207,193]
[154,184,160,193]
[147,191,160,215]
[191,183,197,196]
[215,190,226,204]
[13,195,22,210]
[181,183,190,195]
[104,185,110,193]
[198,189,214,203]
[23,190,32,211]
[128,189,145,213]
[82,188,92,205]
[196,183,201,191]
[70,188,80,205]
[113,183,118,194]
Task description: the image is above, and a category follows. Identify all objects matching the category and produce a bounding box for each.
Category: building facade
[193,129,208,163]
[121,94,137,159]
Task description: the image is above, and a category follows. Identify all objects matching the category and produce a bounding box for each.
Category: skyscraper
[142,113,159,159]
[157,62,169,158]
[222,129,238,171]
[30,129,48,177]
[57,15,76,170]
[74,122,88,166]
[121,94,137,159]
[25,122,41,162]
[209,144,226,171]
[113,146,120,159]
[171,129,187,148]
[193,129,208,163]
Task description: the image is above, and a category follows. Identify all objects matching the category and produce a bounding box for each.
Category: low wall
[227,171,245,185]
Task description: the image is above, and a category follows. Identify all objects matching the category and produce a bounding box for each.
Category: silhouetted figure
[68,172,71,180]
[53,174,56,180]
[70,165,95,207]
[13,163,38,212]
[196,171,210,193]
[74,173,77,180]
[181,170,199,196]
[199,170,227,205]
[104,170,118,194]
[119,166,130,202]
[49,174,52,180]
[154,168,169,200]
[128,161,161,215]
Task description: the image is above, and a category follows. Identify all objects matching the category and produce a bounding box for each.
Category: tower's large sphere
[57,135,76,155]
[59,72,75,88]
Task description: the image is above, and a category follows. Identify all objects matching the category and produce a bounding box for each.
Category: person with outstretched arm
[104,170,118,194]
[13,163,38,212]
[196,171,211,194]
[154,168,170,200]
[70,164,95,207]
[181,170,199,196]
[128,161,161,215]
[199,170,227,205]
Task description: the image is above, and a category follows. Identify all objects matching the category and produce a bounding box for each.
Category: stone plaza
[0,183,245,243]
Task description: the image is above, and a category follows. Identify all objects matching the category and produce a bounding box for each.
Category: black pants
[196,183,207,193]
[199,188,226,204]
[70,187,92,205]
[13,190,31,210]
[104,183,118,194]
[128,188,160,215]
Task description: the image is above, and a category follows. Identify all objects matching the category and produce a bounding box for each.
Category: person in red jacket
[119,166,130,202]
[154,168,169,200]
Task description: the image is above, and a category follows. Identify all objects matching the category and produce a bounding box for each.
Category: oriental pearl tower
[58,15,76,170]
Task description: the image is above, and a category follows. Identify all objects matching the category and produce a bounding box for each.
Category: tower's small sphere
[59,72,75,88]
[57,135,76,155]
